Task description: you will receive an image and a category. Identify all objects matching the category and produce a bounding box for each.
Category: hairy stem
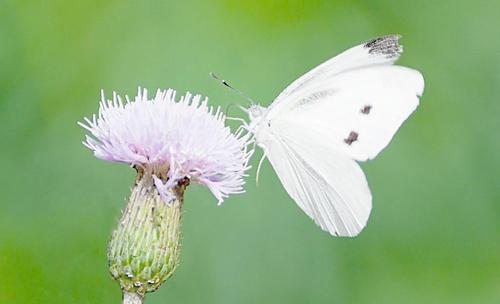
[123,291,143,304]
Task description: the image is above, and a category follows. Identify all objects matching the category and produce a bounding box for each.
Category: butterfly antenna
[210,72,257,106]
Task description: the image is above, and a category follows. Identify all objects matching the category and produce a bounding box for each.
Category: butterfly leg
[226,116,253,138]
[255,145,268,185]
[225,116,248,125]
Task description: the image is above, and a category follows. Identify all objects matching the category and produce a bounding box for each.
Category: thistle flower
[79,88,252,303]
[80,88,251,204]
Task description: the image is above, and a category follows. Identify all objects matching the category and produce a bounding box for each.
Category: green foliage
[0,0,499,303]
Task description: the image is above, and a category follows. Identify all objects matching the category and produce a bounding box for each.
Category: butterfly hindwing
[262,127,372,237]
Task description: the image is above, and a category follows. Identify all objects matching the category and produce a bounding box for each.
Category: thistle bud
[108,171,188,300]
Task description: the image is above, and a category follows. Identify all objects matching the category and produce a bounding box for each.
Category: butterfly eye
[249,105,264,120]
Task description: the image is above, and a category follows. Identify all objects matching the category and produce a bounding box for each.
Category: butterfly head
[247,104,266,122]
[238,104,270,138]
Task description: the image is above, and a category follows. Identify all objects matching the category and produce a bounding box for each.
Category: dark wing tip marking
[361,105,372,114]
[344,131,359,145]
[364,34,402,58]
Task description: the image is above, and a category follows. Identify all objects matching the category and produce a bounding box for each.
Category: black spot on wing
[364,34,402,58]
[361,105,372,114]
[344,131,358,145]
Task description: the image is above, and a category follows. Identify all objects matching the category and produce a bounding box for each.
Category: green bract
[108,172,186,298]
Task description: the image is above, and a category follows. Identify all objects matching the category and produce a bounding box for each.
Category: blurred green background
[1,0,499,303]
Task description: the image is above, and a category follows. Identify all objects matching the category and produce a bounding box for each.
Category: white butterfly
[232,35,424,237]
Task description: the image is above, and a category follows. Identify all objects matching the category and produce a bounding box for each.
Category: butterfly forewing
[268,35,403,118]
[275,65,424,161]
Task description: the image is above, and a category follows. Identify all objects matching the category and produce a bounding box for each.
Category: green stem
[123,291,143,304]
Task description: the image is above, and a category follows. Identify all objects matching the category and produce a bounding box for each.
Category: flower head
[79,88,252,204]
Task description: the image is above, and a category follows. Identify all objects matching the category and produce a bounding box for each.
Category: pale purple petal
[79,88,252,204]
[153,175,177,204]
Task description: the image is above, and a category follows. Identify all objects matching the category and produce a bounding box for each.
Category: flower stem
[123,291,143,304]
